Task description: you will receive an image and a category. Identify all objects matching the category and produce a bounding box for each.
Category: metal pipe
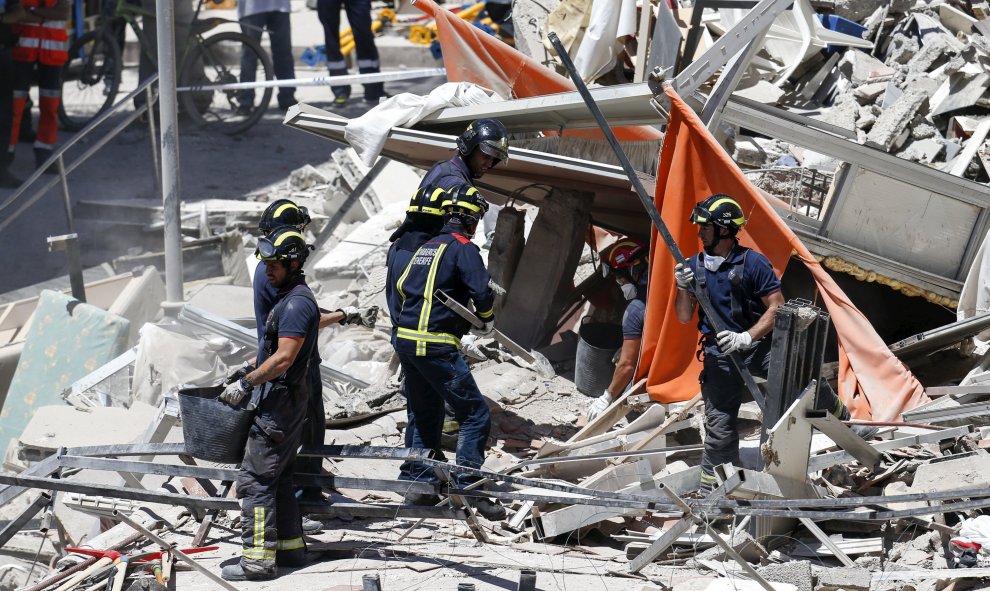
[546,31,766,411]
[146,85,162,199]
[57,155,73,233]
[111,510,239,591]
[157,0,183,306]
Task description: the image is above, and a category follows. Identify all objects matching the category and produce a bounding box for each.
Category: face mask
[621,282,637,300]
[703,253,725,272]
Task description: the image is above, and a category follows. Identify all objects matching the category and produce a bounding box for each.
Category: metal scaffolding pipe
[157,0,183,306]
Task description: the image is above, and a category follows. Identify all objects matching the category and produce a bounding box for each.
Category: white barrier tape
[176,67,446,93]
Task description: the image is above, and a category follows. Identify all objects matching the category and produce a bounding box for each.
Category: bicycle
[58,0,274,135]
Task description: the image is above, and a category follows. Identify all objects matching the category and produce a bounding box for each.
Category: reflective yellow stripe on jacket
[396,242,455,356]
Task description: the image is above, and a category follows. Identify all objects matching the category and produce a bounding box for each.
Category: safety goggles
[255,237,280,260]
[690,204,711,225]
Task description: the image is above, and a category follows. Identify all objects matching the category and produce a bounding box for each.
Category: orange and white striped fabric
[13,0,69,66]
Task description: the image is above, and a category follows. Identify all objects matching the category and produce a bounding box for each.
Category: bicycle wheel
[179,31,273,135]
[59,30,122,132]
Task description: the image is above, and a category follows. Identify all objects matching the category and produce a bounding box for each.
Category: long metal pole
[546,31,766,411]
[157,0,183,306]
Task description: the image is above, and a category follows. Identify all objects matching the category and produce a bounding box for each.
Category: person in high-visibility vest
[1,0,25,188]
[9,0,68,173]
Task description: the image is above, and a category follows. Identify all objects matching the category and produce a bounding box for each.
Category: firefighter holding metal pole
[673,195,785,494]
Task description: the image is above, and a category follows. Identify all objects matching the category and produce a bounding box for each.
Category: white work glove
[586,390,614,421]
[460,334,486,360]
[220,378,251,406]
[674,263,695,290]
[716,330,753,354]
[471,320,495,337]
[338,306,379,328]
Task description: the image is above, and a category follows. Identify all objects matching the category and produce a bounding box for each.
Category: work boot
[470,498,506,521]
[220,560,276,581]
[34,148,56,175]
[403,491,441,506]
[276,548,308,567]
[301,515,323,534]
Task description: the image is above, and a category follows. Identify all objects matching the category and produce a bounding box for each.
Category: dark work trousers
[239,10,296,109]
[236,382,308,571]
[699,338,772,487]
[316,0,384,101]
[295,364,325,501]
[396,350,490,486]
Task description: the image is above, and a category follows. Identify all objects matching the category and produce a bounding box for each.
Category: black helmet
[255,227,313,262]
[406,182,447,218]
[456,118,509,165]
[690,194,747,233]
[259,199,311,234]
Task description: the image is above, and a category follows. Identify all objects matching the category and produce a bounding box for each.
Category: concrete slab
[910,454,990,492]
[17,402,158,453]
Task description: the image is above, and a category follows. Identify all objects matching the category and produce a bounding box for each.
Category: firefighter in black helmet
[220,228,320,581]
[389,118,509,246]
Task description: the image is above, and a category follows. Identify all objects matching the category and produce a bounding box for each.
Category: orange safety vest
[12,0,69,66]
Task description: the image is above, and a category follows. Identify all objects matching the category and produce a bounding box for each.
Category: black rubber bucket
[177,385,253,464]
[574,319,623,397]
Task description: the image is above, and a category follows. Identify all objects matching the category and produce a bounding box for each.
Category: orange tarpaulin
[638,87,928,421]
[411,0,662,142]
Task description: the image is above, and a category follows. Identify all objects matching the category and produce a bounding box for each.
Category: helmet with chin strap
[690,194,747,234]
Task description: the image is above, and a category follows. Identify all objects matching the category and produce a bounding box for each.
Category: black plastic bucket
[177,385,253,464]
[574,319,623,397]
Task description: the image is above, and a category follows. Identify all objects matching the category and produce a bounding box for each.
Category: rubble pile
[3,0,990,589]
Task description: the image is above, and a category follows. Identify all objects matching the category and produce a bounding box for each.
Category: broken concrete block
[288,164,330,190]
[886,34,919,65]
[757,561,813,591]
[866,88,930,151]
[856,106,877,130]
[833,0,910,22]
[815,566,872,591]
[838,49,895,86]
[911,453,990,492]
[898,138,946,164]
[907,34,959,74]
[815,95,860,133]
[854,81,887,102]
